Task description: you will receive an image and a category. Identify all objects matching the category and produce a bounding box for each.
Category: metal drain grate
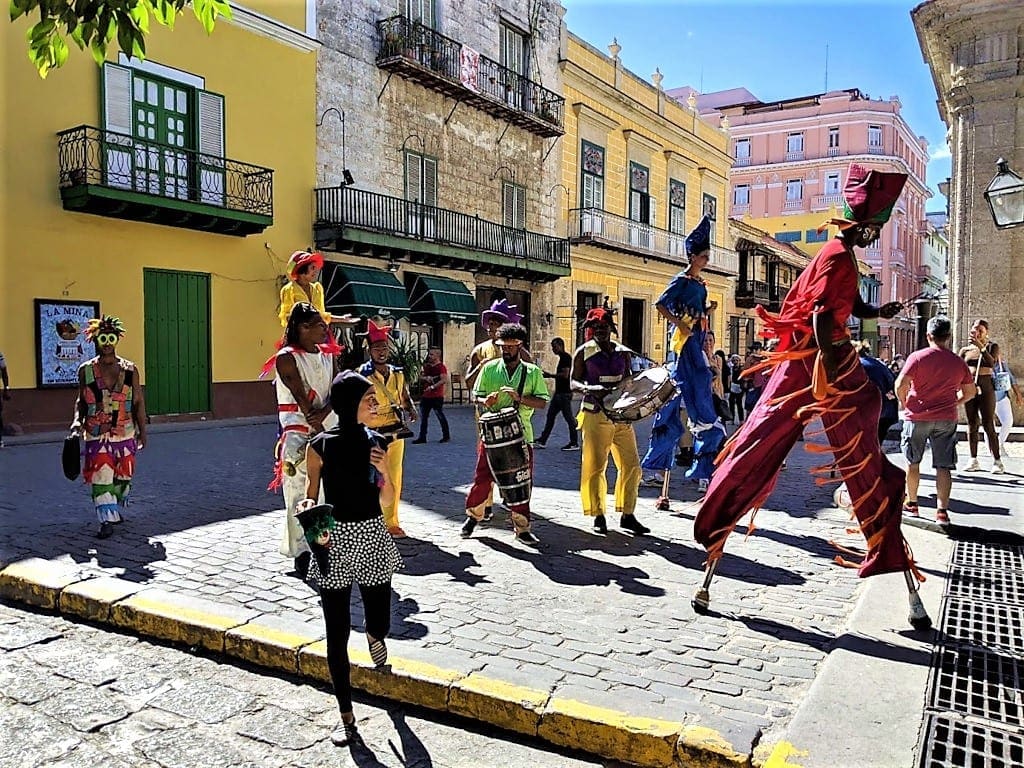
[952,541,1024,572]
[941,598,1024,656]
[919,714,1024,768]
[947,565,1024,606]
[931,645,1024,728]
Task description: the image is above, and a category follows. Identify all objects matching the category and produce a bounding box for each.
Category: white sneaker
[993,460,1006,474]
[964,458,981,472]
[697,478,709,493]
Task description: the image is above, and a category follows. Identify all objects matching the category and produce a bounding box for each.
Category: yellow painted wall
[2,12,317,390]
[561,35,733,359]
[244,0,309,32]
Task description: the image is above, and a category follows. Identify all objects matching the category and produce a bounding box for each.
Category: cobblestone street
[1,408,944,753]
[0,601,608,768]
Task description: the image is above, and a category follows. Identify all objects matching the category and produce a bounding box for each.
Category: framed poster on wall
[34,299,99,388]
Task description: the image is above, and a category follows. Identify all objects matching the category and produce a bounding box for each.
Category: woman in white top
[989,342,1023,452]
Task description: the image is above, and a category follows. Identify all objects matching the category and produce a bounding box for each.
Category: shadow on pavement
[395,537,489,587]
[387,708,434,768]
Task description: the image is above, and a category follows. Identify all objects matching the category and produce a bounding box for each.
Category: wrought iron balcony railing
[569,208,739,274]
[736,279,772,305]
[57,125,273,217]
[376,15,564,137]
[316,185,569,268]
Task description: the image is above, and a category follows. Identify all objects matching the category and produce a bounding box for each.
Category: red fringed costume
[694,236,913,580]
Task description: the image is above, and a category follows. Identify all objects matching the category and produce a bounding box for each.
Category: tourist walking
[958,319,1003,473]
[990,342,1023,453]
[412,347,450,444]
[536,337,579,450]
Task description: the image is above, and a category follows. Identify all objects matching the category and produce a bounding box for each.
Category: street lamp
[983,158,1024,229]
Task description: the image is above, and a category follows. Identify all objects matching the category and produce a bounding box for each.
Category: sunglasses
[95,332,120,347]
[496,339,523,348]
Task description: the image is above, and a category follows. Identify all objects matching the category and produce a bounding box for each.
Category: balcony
[734,156,751,166]
[376,15,563,138]
[783,199,805,212]
[827,147,841,156]
[731,203,750,216]
[57,126,273,236]
[890,248,906,268]
[868,145,885,155]
[570,207,688,264]
[785,151,805,161]
[315,185,569,282]
[812,192,843,210]
[735,279,771,308]
[708,244,740,276]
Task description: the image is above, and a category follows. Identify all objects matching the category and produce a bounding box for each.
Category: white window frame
[868,125,883,147]
[786,132,804,153]
[734,138,750,159]
[824,172,841,195]
[733,184,750,205]
[785,179,803,201]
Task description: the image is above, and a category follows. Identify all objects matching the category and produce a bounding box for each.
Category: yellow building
[558,35,737,361]
[2,3,319,431]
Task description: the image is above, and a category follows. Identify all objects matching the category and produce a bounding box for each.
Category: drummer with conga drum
[461,323,548,545]
[571,307,650,536]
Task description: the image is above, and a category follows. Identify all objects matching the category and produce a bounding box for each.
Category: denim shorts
[901,420,958,469]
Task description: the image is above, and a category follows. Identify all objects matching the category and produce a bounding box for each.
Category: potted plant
[388,333,425,399]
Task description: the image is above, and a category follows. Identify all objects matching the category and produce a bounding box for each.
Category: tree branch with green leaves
[10,0,231,78]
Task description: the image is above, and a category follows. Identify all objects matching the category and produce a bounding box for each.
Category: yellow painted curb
[352,653,464,712]
[677,725,751,768]
[225,617,323,674]
[0,558,87,610]
[449,673,548,736]
[109,588,257,652]
[539,697,680,768]
[60,576,144,622]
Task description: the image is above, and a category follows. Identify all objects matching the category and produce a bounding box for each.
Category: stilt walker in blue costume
[655,215,726,491]
[640,364,685,510]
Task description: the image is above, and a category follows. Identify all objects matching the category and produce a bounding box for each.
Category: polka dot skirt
[307,516,403,589]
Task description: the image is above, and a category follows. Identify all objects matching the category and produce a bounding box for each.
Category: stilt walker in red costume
[690,164,932,630]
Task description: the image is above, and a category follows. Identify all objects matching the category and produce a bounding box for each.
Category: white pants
[278,431,322,558]
[995,396,1014,448]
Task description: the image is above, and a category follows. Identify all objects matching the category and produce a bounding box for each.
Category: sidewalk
[2,411,1021,766]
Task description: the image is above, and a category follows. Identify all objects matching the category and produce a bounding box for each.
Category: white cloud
[930,145,951,161]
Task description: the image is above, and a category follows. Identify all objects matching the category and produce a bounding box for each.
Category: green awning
[407,273,477,324]
[321,262,410,320]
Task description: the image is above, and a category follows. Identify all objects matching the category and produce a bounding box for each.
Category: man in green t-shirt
[462,323,549,545]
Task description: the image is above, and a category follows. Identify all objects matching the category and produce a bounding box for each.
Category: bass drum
[478,407,531,506]
[601,366,678,423]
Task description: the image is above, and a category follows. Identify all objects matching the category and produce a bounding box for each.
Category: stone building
[314,0,569,379]
[913,0,1024,425]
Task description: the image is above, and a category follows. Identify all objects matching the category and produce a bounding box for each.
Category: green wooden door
[144,269,211,415]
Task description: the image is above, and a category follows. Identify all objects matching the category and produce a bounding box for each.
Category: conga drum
[478,408,531,506]
[600,366,679,423]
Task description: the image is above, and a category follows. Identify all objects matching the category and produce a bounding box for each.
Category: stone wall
[914,0,1024,426]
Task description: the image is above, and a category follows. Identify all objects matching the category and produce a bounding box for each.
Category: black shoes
[592,514,608,534]
[461,518,478,538]
[439,436,450,443]
[96,522,113,539]
[516,530,540,545]
[561,443,580,451]
[481,507,494,522]
[534,441,547,449]
[411,438,426,444]
[331,719,360,747]
[620,514,650,535]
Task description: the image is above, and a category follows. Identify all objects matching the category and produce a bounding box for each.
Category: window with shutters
[502,182,526,229]
[404,150,437,237]
[101,62,225,206]
[580,141,605,235]
[628,162,651,249]
[668,179,686,234]
[403,0,435,28]
[702,193,717,245]
[732,184,750,206]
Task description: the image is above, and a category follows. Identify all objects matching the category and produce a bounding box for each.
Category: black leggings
[964,375,1000,461]
[320,582,393,713]
[729,391,745,423]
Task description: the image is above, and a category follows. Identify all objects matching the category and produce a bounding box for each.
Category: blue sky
[561,0,950,211]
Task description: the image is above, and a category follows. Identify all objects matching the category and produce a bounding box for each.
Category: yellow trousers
[382,439,405,528]
[579,410,641,516]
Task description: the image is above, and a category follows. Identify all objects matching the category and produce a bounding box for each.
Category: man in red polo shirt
[413,347,450,444]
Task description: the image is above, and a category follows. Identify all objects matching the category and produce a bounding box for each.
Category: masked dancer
[70,315,148,539]
[571,308,649,535]
[689,164,931,630]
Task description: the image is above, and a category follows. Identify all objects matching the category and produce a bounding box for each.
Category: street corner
[109,588,259,653]
[676,721,756,768]
[224,612,325,675]
[752,740,809,768]
[538,694,680,768]
[449,672,550,736]
[60,575,145,623]
[0,557,91,611]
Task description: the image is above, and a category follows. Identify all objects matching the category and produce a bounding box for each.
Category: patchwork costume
[694,165,914,580]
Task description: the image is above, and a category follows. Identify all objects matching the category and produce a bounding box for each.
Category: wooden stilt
[691,558,719,614]
[904,569,932,630]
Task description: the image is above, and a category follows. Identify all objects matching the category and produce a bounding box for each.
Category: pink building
[668,87,931,359]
